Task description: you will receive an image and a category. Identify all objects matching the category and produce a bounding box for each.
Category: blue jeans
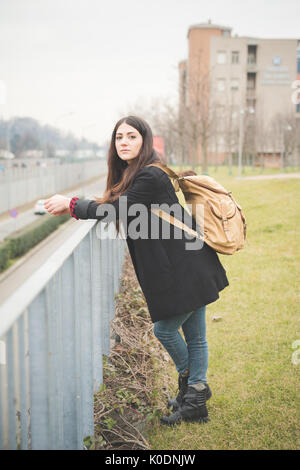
[153,306,208,385]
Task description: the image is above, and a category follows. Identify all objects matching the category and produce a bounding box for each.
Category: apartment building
[179,21,300,166]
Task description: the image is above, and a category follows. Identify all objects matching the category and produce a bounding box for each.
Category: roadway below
[0,174,108,306]
[0,173,107,242]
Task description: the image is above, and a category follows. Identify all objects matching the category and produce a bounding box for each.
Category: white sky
[0,0,299,145]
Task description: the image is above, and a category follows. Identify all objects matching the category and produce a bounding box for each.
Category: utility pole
[238,107,255,178]
[238,109,244,178]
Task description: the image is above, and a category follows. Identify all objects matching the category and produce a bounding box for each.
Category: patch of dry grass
[91,253,171,450]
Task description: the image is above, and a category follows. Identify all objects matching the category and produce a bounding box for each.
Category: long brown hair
[94,116,163,206]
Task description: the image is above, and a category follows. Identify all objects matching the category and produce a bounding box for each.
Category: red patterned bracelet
[69,196,79,220]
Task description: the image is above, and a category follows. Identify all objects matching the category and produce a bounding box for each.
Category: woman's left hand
[44,194,71,216]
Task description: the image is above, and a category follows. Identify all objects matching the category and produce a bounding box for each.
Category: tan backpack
[146,162,247,255]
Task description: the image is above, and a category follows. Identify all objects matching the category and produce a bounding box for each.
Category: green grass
[148,174,300,450]
[206,163,300,177]
[172,163,300,185]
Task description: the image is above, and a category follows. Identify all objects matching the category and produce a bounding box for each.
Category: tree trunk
[228,151,233,175]
[201,140,208,174]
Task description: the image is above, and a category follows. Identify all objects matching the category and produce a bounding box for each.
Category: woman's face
[115,122,143,164]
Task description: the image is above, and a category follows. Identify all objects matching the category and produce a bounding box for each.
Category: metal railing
[0,220,126,449]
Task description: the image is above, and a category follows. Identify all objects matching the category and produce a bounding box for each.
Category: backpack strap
[145,162,179,179]
[145,162,183,192]
[150,207,203,241]
[145,162,185,190]
[145,163,203,241]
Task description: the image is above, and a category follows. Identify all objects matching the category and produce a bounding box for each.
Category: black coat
[72,165,229,322]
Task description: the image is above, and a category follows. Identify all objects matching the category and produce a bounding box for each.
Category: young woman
[44,116,229,426]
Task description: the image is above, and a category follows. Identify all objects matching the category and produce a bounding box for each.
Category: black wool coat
[72,165,229,323]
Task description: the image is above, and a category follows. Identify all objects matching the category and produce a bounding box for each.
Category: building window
[223,30,230,37]
[217,79,226,91]
[232,51,239,64]
[296,103,300,113]
[217,51,226,64]
[247,73,256,90]
[247,99,256,111]
[231,78,239,90]
[247,45,257,65]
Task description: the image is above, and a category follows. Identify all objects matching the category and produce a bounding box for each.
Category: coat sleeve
[71,168,158,221]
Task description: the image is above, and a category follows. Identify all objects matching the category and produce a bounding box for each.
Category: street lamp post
[238,109,244,179]
[280,124,292,173]
[237,107,255,178]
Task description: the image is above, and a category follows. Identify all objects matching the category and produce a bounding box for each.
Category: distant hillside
[0,116,103,158]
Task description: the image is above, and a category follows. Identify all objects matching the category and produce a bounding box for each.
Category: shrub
[8,214,70,258]
[0,241,10,272]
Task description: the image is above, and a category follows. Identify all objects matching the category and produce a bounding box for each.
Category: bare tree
[218,99,240,175]
[255,114,268,169]
[243,112,256,169]
[149,97,180,165]
[210,103,222,172]
[123,96,184,167]
[269,112,298,170]
[179,52,217,174]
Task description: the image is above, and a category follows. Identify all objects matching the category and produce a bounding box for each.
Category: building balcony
[247,62,257,73]
[246,88,256,100]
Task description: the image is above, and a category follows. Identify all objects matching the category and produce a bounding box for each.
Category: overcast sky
[0,0,299,145]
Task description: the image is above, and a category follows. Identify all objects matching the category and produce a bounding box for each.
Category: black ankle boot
[167,372,189,410]
[168,378,212,411]
[161,383,209,426]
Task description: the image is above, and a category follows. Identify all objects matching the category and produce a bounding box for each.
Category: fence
[0,220,126,449]
[0,159,107,214]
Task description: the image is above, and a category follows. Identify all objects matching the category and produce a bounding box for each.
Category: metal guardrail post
[90,228,103,393]
[0,336,8,449]
[6,327,17,450]
[17,313,30,450]
[108,226,115,321]
[75,235,94,446]
[28,289,50,450]
[60,256,78,449]
[46,275,64,449]
[99,224,110,356]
